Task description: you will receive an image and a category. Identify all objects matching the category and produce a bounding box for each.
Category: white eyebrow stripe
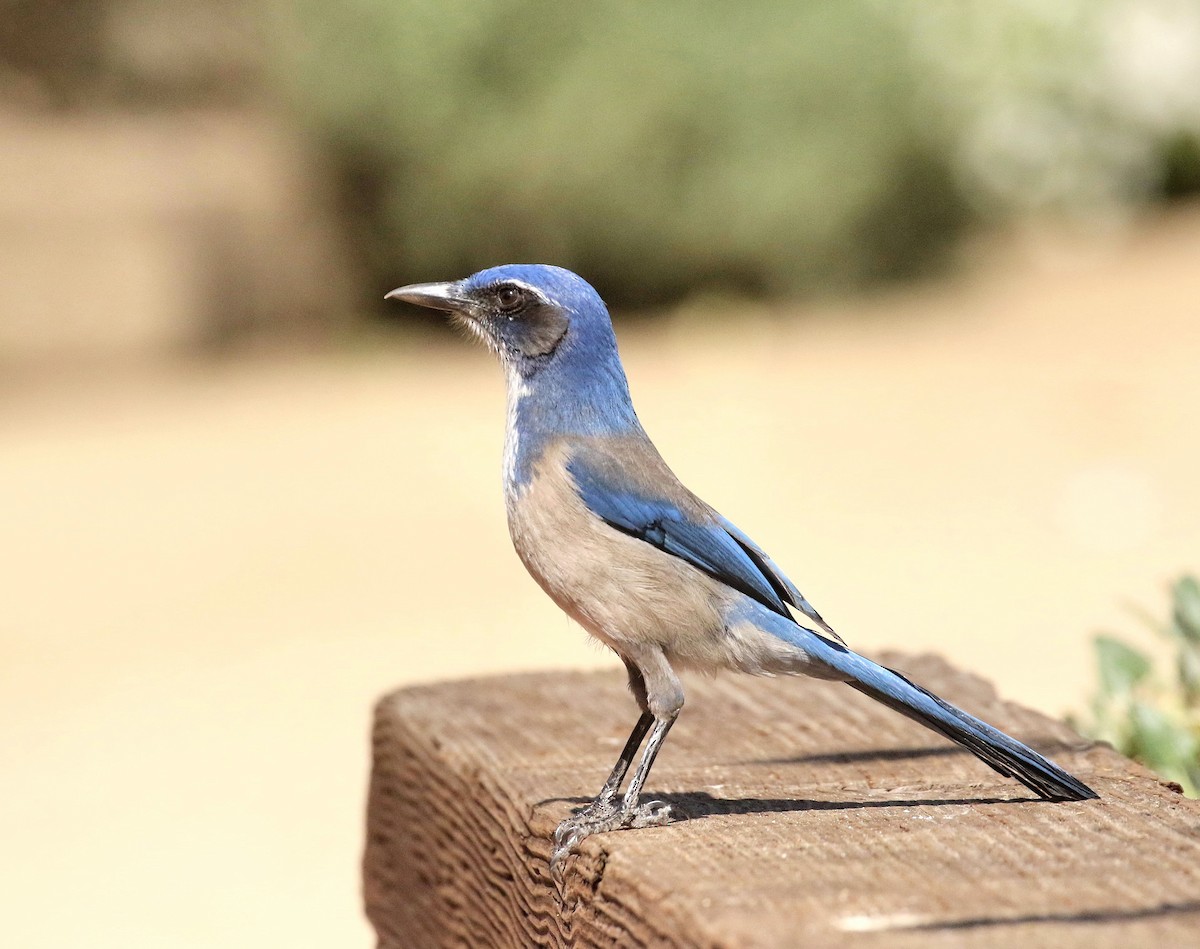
[497,278,553,307]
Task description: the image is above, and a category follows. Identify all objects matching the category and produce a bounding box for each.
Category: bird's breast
[506,440,737,660]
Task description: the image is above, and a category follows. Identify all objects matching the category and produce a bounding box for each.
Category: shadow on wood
[364,653,1200,948]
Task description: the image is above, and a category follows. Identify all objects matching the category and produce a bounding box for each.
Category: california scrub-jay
[387,264,1097,869]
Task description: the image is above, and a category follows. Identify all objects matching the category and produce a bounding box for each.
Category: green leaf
[1128,701,1199,778]
[1177,643,1200,707]
[1095,635,1152,696]
[1172,576,1200,643]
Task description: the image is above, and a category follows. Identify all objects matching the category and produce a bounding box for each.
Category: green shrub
[276,1,968,304]
[274,2,1200,306]
[1075,576,1200,796]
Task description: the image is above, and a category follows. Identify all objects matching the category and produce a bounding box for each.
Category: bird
[386,263,1098,871]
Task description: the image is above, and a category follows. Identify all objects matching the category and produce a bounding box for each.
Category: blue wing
[568,452,840,641]
[717,515,841,641]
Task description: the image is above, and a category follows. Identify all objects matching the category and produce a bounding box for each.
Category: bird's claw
[550,799,676,879]
[627,799,674,828]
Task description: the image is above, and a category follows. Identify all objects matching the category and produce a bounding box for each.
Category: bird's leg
[616,714,676,817]
[576,660,652,816]
[552,653,682,872]
[552,712,679,873]
[556,661,653,834]
[581,710,654,818]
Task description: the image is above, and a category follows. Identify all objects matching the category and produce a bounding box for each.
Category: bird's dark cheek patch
[511,304,568,358]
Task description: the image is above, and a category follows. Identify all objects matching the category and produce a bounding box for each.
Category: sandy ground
[2,210,1198,947]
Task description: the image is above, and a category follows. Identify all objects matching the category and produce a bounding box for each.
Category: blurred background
[2,1,1198,945]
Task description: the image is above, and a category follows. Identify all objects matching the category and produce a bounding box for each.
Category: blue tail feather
[772,621,1098,801]
[839,652,1097,801]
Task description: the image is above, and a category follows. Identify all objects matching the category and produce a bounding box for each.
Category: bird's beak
[384,281,471,313]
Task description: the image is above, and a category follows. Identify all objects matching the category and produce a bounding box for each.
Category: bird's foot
[551,798,675,878]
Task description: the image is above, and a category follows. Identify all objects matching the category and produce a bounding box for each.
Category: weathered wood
[364,653,1200,948]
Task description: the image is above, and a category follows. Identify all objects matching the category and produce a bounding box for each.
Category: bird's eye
[495,285,525,312]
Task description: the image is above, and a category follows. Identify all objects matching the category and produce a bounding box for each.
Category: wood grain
[364,654,1200,948]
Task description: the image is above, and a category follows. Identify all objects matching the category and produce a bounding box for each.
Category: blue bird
[386,264,1097,869]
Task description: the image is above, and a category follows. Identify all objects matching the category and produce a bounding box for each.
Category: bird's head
[386,264,615,377]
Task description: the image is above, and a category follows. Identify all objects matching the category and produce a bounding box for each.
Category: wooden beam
[365,653,1200,947]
